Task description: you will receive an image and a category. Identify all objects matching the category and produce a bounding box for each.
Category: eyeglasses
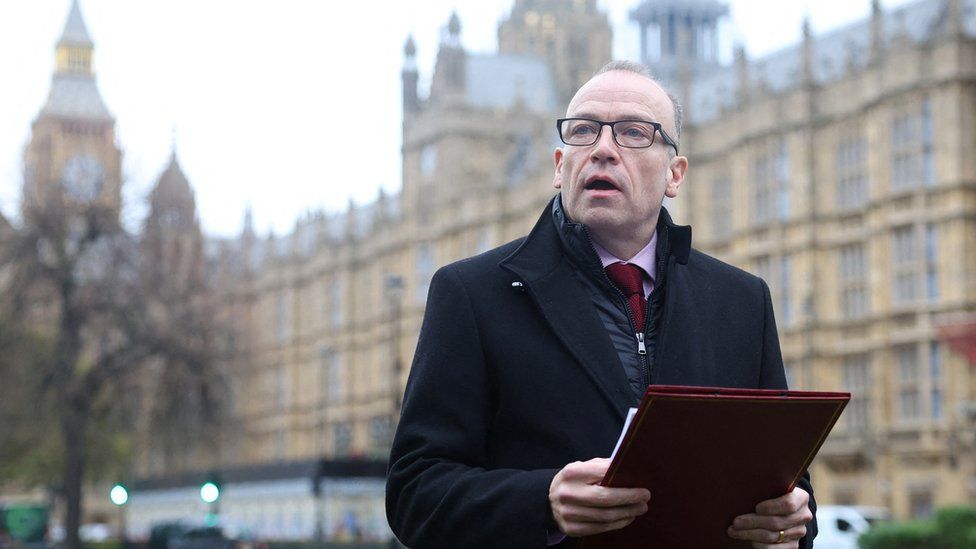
[556,118,679,153]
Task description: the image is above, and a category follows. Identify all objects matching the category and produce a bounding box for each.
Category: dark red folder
[577,385,850,548]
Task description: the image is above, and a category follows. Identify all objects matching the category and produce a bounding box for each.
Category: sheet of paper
[610,407,639,460]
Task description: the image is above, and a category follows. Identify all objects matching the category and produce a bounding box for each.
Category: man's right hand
[548,457,650,537]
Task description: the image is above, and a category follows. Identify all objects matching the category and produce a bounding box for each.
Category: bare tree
[0,191,225,549]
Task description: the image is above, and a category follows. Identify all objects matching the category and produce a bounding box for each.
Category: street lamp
[110,484,127,544]
[385,274,405,417]
[199,482,219,504]
[109,485,128,506]
[200,474,221,526]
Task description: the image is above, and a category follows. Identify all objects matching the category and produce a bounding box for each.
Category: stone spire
[56,0,94,75]
[148,149,197,229]
[243,204,255,236]
[735,43,750,106]
[801,16,814,85]
[143,148,204,292]
[430,11,467,102]
[870,0,885,66]
[447,11,461,44]
[944,0,965,38]
[42,0,112,122]
[58,0,94,48]
[402,35,420,114]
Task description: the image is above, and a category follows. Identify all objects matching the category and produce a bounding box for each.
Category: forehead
[566,71,672,125]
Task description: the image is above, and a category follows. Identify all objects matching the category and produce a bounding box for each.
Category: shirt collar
[592,232,658,283]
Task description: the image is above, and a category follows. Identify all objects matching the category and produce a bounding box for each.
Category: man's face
[553,70,687,250]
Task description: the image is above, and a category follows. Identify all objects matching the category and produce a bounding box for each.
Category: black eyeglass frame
[556,117,679,154]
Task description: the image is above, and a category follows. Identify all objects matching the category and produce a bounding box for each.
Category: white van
[815,505,891,549]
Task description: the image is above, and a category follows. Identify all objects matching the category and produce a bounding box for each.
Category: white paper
[610,407,639,460]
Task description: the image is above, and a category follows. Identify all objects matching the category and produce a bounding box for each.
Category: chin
[577,212,625,233]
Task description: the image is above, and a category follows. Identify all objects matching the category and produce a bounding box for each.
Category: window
[836,135,867,210]
[711,178,732,239]
[777,141,791,219]
[892,225,938,305]
[842,354,871,430]
[925,223,939,300]
[420,145,437,177]
[896,345,921,421]
[416,242,435,302]
[328,277,342,328]
[275,293,291,343]
[752,254,793,326]
[839,244,869,319]
[752,140,790,224]
[334,422,353,456]
[930,342,943,420]
[891,99,935,191]
[320,348,342,401]
[505,134,534,186]
[779,254,793,326]
[892,226,918,305]
[369,415,394,454]
[895,342,945,424]
[275,364,291,410]
[909,489,935,519]
[752,156,773,223]
[922,100,935,186]
[275,428,286,460]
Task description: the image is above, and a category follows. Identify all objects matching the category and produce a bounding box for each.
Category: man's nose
[590,126,619,163]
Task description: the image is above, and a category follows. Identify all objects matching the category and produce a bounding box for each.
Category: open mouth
[585,179,618,191]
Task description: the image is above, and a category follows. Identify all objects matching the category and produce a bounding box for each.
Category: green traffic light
[200,481,219,503]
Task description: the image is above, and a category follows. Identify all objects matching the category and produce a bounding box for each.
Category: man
[386,61,816,548]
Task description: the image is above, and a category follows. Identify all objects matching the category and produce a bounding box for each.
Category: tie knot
[605,263,644,297]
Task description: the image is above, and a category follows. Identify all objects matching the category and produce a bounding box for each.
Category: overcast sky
[0,0,915,237]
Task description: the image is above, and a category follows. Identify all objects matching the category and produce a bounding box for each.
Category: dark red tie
[605,263,647,330]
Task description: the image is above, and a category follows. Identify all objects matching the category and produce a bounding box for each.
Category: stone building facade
[670,0,976,518]
[210,0,976,521]
[205,0,612,470]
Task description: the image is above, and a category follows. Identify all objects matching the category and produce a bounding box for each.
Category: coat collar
[502,195,691,283]
[498,196,692,419]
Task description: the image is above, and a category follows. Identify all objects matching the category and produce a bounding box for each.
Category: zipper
[578,225,651,378]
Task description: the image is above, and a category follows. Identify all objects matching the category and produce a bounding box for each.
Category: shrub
[935,506,976,549]
[857,520,938,549]
[858,505,976,549]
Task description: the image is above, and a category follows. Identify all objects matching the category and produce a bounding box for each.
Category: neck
[589,217,658,260]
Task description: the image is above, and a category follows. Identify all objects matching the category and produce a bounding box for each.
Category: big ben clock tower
[22,0,121,223]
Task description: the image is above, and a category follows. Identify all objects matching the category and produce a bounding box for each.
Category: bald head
[569,61,682,150]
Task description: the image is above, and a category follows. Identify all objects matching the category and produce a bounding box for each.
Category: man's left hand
[726,487,812,548]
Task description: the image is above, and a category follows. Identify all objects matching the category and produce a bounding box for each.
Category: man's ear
[553,148,564,189]
[665,155,688,198]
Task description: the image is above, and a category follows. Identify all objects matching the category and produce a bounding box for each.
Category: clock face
[62,154,105,202]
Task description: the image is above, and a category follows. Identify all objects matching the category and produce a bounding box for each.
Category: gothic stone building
[209,0,976,523]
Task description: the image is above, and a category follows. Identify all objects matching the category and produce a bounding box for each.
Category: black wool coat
[386,198,817,548]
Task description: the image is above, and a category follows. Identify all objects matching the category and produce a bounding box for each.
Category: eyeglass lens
[560,119,658,148]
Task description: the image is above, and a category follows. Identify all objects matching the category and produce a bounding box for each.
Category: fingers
[557,458,613,484]
[556,500,648,528]
[728,487,812,546]
[754,487,809,516]
[726,523,806,547]
[731,505,812,532]
[549,459,651,537]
